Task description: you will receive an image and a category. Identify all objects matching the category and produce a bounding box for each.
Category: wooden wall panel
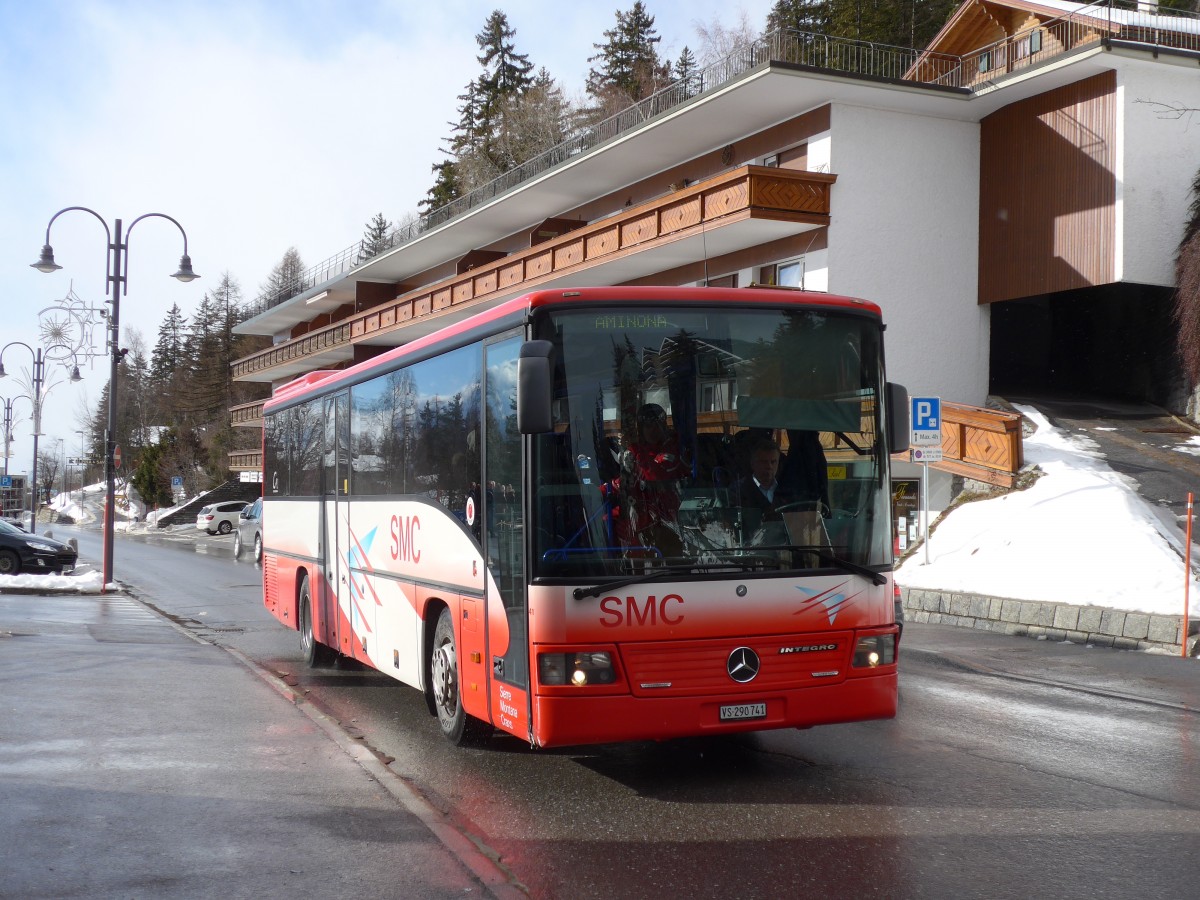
[979,71,1116,304]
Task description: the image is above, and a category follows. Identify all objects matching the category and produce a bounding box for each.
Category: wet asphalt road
[51,524,1200,900]
[1003,394,1200,533]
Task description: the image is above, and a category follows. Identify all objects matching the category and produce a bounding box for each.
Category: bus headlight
[852,634,895,668]
[539,651,615,686]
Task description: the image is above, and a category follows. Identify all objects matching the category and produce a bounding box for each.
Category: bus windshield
[531,304,893,579]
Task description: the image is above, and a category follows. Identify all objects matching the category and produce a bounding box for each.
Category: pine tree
[766,0,957,49]
[587,1,670,112]
[361,212,393,260]
[492,67,570,170]
[150,303,188,388]
[766,0,832,34]
[422,159,464,212]
[259,247,307,306]
[424,11,544,205]
[674,46,700,97]
[476,10,534,106]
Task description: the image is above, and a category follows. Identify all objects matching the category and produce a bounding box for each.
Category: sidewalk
[0,589,522,899]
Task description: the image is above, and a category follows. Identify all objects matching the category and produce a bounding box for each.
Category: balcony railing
[247,1,1198,317]
[231,399,265,427]
[229,449,261,471]
[934,402,1024,488]
[233,320,354,380]
[233,165,833,382]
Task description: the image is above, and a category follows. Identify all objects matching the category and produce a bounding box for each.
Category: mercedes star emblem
[727,646,760,683]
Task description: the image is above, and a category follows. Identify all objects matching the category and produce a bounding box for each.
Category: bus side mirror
[518,340,554,434]
[887,382,910,453]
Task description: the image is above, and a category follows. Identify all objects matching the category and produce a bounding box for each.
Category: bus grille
[621,632,852,697]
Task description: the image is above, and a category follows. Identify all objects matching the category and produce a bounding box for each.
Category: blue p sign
[912,398,940,431]
[910,397,941,446]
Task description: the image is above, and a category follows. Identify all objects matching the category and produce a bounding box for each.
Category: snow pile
[898,404,1200,617]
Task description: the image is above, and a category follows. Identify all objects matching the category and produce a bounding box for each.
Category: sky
[0,0,777,476]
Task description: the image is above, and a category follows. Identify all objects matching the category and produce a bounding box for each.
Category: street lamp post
[54,436,65,508]
[2,395,34,477]
[0,342,82,534]
[32,208,198,587]
[74,429,87,512]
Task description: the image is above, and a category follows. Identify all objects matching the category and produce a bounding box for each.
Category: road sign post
[910,397,942,564]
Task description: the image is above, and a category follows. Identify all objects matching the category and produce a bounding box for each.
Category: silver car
[196,500,248,535]
[233,496,263,562]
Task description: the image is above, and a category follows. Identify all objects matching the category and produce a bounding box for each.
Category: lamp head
[0,362,6,378]
[172,254,199,283]
[31,245,62,274]
[69,365,82,383]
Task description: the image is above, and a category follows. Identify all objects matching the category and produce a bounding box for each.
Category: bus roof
[264,286,883,412]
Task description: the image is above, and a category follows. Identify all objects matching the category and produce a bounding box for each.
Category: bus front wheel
[299,576,337,668]
[430,606,491,745]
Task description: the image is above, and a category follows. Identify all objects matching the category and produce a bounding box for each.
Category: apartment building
[230,0,1200,500]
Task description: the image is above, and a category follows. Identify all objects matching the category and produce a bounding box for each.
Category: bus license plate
[719,702,766,721]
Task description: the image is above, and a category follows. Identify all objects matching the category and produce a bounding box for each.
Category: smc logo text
[600,593,684,627]
[389,515,421,562]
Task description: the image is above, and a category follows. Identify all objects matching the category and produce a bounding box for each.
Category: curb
[900,587,1200,657]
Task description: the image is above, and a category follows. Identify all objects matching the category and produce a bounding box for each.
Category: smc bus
[260,286,909,748]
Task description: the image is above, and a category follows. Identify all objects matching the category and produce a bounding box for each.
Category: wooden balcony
[232,320,355,381]
[229,449,262,472]
[932,402,1024,488]
[231,399,264,428]
[231,165,834,382]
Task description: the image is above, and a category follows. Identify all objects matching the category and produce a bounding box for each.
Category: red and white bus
[260,286,909,748]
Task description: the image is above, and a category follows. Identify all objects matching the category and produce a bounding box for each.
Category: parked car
[196,500,248,535]
[0,519,77,575]
[233,496,263,562]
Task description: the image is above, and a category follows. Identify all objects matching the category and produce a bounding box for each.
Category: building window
[1015,29,1041,60]
[778,259,805,288]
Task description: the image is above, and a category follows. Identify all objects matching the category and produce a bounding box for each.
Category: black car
[0,519,78,575]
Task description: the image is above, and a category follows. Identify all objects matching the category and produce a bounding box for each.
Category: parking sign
[910,396,941,447]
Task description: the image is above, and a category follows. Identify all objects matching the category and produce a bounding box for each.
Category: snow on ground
[0,570,105,593]
[898,404,1200,618]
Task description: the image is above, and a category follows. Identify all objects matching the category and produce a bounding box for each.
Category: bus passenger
[618,403,687,557]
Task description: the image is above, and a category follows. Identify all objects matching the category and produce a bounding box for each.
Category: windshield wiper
[813,549,887,585]
[749,545,887,586]
[573,562,762,600]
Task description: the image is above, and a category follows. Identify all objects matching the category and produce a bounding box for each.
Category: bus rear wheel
[299,576,337,668]
[430,607,491,745]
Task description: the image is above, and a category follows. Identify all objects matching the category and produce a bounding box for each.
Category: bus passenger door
[321,391,352,658]
[483,335,529,736]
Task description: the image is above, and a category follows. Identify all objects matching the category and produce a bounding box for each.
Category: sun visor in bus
[735,394,863,433]
[517,340,555,434]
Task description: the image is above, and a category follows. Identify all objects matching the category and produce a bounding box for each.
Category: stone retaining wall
[900,587,1199,656]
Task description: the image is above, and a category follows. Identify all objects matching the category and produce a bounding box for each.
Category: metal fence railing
[247,0,1199,317]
